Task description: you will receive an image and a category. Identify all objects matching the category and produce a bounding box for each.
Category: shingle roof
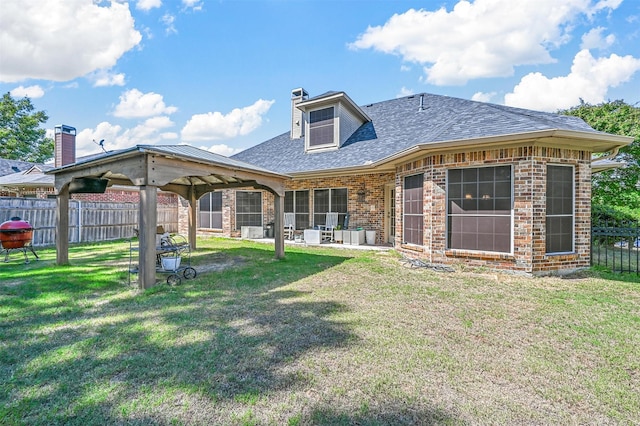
[0,159,38,177]
[232,92,608,174]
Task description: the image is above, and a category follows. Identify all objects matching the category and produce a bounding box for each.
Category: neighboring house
[0,158,39,177]
[0,126,183,227]
[216,88,631,275]
[0,162,178,205]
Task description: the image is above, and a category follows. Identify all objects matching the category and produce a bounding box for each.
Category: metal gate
[591,220,640,275]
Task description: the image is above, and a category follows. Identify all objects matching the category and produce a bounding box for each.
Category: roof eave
[46,145,291,181]
[370,129,632,169]
[296,92,372,122]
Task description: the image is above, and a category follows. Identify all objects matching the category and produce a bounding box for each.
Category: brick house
[0,126,184,231]
[206,88,630,275]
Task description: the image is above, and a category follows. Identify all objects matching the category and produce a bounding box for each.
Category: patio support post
[55,186,70,265]
[188,186,197,250]
[274,192,284,259]
[139,185,158,289]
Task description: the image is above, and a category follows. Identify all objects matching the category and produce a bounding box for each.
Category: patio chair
[320,212,339,242]
[284,212,295,240]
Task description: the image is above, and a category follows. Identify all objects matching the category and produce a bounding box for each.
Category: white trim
[402,173,424,247]
[445,165,514,255]
[306,106,338,152]
[545,164,575,254]
[234,190,263,231]
[312,187,348,228]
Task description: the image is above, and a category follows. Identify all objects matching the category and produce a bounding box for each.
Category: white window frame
[545,164,575,254]
[446,165,514,254]
[285,190,310,230]
[306,106,337,152]
[235,190,263,230]
[313,187,348,227]
[198,191,223,230]
[403,173,424,246]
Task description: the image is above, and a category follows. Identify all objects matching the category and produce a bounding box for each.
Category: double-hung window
[285,190,310,230]
[308,107,335,148]
[403,174,424,246]
[447,166,512,253]
[313,188,347,227]
[199,191,222,229]
[546,165,574,253]
[235,191,262,230]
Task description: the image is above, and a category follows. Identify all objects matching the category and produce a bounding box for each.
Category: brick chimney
[290,88,308,139]
[54,124,76,167]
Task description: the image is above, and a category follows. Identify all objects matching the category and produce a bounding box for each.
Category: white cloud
[202,144,244,157]
[397,87,414,97]
[161,13,177,35]
[89,70,126,87]
[181,99,275,142]
[10,85,45,99]
[580,27,615,50]
[0,0,141,83]
[136,0,162,11]
[349,0,622,85]
[182,0,203,11]
[471,91,497,103]
[113,89,177,118]
[505,49,640,111]
[76,118,179,157]
[400,65,411,72]
[76,122,124,157]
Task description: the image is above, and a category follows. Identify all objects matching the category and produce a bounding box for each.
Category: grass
[1,237,639,425]
[591,243,640,276]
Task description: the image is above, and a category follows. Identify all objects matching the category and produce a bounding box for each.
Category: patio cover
[47,145,290,290]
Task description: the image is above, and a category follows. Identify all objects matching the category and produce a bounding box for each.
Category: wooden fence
[0,197,179,246]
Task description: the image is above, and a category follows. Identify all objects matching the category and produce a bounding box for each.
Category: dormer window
[294,90,371,153]
[309,107,335,148]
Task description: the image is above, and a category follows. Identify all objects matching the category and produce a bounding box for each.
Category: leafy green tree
[0,92,54,163]
[561,100,640,211]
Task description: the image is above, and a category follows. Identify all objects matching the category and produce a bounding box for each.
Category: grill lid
[0,217,34,232]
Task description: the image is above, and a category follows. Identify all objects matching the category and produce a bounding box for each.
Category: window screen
[447,166,512,253]
[313,188,348,227]
[235,191,262,230]
[546,165,574,253]
[199,191,222,229]
[309,107,334,147]
[285,190,310,230]
[403,174,424,245]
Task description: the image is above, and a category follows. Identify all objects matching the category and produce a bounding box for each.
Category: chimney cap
[291,88,308,98]
[54,124,76,135]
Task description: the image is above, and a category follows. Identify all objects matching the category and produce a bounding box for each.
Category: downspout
[592,147,620,162]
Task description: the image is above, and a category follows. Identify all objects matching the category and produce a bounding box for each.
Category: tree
[560,100,640,210]
[0,92,54,163]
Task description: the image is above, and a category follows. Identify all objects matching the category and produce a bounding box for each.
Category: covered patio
[47,145,290,289]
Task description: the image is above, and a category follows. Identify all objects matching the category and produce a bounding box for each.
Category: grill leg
[27,243,39,260]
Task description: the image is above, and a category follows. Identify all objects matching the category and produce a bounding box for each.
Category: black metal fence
[591,220,640,275]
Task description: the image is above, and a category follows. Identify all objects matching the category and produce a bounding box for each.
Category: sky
[1,0,639,160]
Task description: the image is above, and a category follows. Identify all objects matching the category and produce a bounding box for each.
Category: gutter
[288,129,632,179]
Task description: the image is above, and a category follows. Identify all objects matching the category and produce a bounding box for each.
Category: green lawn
[1,237,639,425]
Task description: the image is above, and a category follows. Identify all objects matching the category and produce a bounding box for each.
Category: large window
[199,191,222,229]
[235,191,262,230]
[308,107,334,147]
[285,190,310,230]
[447,166,512,253]
[546,165,574,253]
[403,174,424,245]
[313,188,347,227]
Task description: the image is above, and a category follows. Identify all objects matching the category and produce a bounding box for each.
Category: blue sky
[1,0,639,159]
